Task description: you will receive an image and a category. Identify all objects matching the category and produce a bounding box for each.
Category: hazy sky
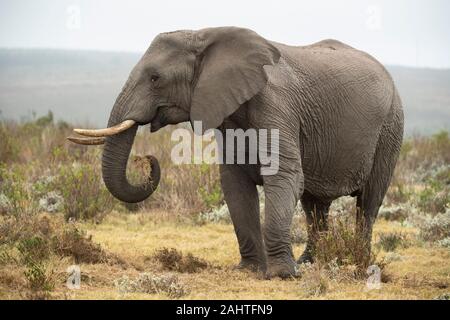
[0,0,449,68]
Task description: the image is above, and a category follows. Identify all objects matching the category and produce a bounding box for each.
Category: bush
[437,237,450,248]
[0,123,18,163]
[21,260,55,299]
[0,211,126,298]
[378,204,410,222]
[196,203,231,225]
[313,215,376,274]
[416,174,449,214]
[0,165,37,216]
[38,191,64,213]
[15,233,56,299]
[0,212,122,265]
[387,131,450,210]
[17,236,51,262]
[412,209,450,243]
[55,163,115,221]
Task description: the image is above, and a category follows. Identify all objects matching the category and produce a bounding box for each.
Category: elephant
[69,27,404,279]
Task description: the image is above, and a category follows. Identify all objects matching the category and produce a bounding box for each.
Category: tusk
[67,136,106,145]
[73,120,136,137]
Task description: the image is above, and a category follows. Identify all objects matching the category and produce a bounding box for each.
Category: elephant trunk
[101,121,160,204]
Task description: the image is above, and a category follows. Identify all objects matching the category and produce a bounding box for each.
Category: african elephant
[69,27,404,279]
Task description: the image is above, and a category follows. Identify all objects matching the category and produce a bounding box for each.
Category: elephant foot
[265,256,299,279]
[297,250,314,264]
[235,257,266,273]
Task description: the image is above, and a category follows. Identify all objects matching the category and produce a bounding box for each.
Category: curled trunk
[101,124,160,203]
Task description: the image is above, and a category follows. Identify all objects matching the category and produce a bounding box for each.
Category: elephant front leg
[220,164,266,272]
[263,163,303,279]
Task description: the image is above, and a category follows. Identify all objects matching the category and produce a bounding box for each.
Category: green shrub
[417,210,450,243]
[22,260,55,299]
[378,204,410,222]
[197,163,223,209]
[16,234,55,299]
[0,165,37,216]
[55,163,115,221]
[34,111,54,128]
[0,123,18,163]
[196,203,231,224]
[437,237,450,248]
[17,236,51,262]
[416,176,449,214]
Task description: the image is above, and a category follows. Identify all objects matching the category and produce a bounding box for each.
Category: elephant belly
[300,104,386,200]
[302,141,377,200]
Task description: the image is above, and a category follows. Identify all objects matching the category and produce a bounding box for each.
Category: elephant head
[68,27,280,203]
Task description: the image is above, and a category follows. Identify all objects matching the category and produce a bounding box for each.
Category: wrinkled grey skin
[102,27,404,279]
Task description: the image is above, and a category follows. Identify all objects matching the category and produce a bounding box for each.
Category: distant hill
[0,49,140,126]
[0,48,449,135]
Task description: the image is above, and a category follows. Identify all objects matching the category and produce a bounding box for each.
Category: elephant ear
[190,27,280,133]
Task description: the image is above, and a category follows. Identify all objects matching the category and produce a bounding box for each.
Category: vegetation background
[0,49,449,300]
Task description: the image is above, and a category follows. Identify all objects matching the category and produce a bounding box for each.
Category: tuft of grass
[298,259,358,297]
[51,225,122,265]
[378,204,410,222]
[152,248,208,273]
[298,263,330,297]
[21,260,56,300]
[114,273,188,298]
[376,232,407,252]
[434,293,450,300]
[290,213,308,244]
[313,215,376,274]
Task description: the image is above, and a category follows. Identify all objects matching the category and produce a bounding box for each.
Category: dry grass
[2,212,447,300]
[0,117,448,299]
[313,215,375,275]
[151,248,208,273]
[1,212,448,300]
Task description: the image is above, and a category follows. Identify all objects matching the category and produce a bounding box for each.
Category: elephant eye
[150,74,160,83]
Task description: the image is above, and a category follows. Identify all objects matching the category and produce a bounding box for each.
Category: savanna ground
[0,112,449,300]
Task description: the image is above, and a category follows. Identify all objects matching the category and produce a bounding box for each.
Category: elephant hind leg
[297,191,331,264]
[356,101,403,263]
